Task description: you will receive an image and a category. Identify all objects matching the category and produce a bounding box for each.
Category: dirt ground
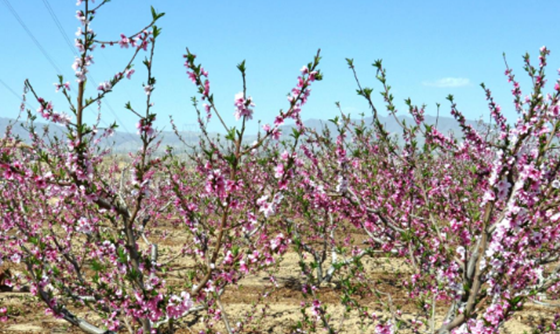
[0,226,555,334]
[0,248,556,334]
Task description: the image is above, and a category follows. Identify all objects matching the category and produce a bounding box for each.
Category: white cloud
[422,77,470,88]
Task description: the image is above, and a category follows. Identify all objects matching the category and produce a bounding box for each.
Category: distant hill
[1,113,479,153]
[0,117,201,153]
[282,113,482,141]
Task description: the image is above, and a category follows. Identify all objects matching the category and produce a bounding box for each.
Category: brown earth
[0,250,556,334]
[0,222,554,333]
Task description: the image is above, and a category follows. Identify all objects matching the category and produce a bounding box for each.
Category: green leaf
[225,127,236,141]
[90,259,103,272]
[153,25,162,38]
[224,153,237,166]
[291,128,301,140]
[328,116,339,125]
[236,60,246,73]
[117,247,127,264]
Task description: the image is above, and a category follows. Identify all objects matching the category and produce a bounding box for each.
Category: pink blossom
[233,92,255,120]
[239,260,249,274]
[335,175,348,193]
[125,68,135,79]
[166,292,193,319]
[375,322,394,334]
[187,71,196,83]
[118,34,130,48]
[271,128,281,140]
[54,82,71,92]
[0,307,6,322]
[10,253,21,264]
[257,195,275,218]
[76,10,87,25]
[97,81,112,92]
[203,103,211,120]
[76,217,93,234]
[274,163,284,179]
[496,178,511,201]
[270,233,286,251]
[310,299,322,319]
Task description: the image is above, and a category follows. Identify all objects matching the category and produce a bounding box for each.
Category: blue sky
[1,0,560,135]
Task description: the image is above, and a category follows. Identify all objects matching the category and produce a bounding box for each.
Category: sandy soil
[0,231,555,333]
[0,251,556,334]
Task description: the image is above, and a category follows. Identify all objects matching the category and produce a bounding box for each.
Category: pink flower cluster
[5,2,560,333]
[233,92,255,120]
[36,98,71,125]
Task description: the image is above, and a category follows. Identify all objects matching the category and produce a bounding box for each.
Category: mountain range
[0,113,481,153]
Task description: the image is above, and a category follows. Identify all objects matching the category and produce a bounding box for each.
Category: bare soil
[0,250,556,334]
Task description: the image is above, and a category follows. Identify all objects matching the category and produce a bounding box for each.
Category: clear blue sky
[1,0,560,135]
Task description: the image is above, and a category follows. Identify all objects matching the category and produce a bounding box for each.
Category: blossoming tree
[293,49,560,333]
[0,1,322,333]
[1,1,560,333]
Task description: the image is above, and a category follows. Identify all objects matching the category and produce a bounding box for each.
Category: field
[0,228,556,334]
[2,2,559,332]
